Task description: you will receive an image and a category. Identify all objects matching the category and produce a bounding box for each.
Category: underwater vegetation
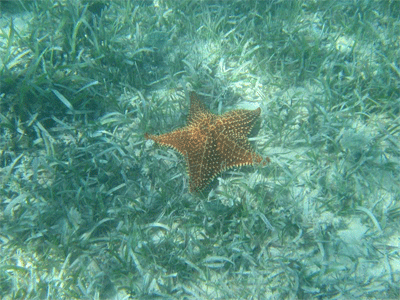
[0,0,399,299]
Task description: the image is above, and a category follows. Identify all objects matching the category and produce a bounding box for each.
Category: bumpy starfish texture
[145,91,270,193]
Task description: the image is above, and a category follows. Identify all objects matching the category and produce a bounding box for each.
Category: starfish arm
[145,128,193,155]
[217,108,261,137]
[186,131,219,192]
[213,130,264,168]
[187,134,265,193]
[187,129,266,192]
[187,92,214,125]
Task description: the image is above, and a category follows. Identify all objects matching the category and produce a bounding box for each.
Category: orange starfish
[145,91,270,193]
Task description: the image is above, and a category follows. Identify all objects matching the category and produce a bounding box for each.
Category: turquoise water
[1,1,399,299]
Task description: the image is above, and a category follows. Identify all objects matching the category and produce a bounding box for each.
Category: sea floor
[1,1,399,299]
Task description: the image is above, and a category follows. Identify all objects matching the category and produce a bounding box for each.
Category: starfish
[145,91,270,193]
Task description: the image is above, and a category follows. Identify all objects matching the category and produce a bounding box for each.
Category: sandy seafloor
[0,1,399,299]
